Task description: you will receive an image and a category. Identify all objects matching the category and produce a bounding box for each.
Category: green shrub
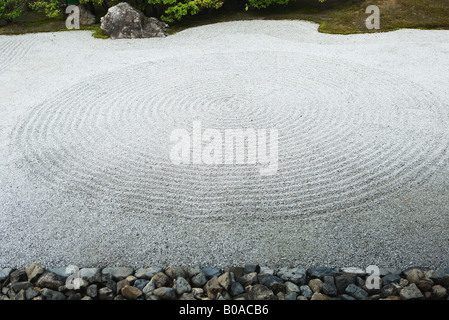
[148,0,224,22]
[30,0,102,18]
[0,0,27,21]
[150,0,327,23]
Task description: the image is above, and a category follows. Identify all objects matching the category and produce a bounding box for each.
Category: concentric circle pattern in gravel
[12,52,449,221]
[0,20,448,269]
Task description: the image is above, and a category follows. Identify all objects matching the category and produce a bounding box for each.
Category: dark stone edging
[1,264,448,300]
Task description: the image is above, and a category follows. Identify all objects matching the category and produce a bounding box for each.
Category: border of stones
[1,264,448,300]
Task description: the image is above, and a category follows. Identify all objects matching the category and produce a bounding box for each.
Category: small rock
[382,273,401,285]
[227,267,244,279]
[307,267,337,280]
[311,292,330,300]
[205,277,223,299]
[25,263,45,283]
[247,284,276,300]
[191,271,207,287]
[7,289,16,299]
[345,283,368,300]
[0,268,12,282]
[180,292,196,300]
[340,294,357,300]
[259,267,274,276]
[187,264,203,278]
[117,279,130,293]
[165,266,187,280]
[14,290,26,300]
[135,267,164,280]
[174,277,191,296]
[297,295,308,300]
[203,267,221,279]
[86,284,98,298]
[217,291,232,300]
[277,267,306,285]
[80,268,101,284]
[380,283,401,298]
[41,288,66,300]
[10,269,27,284]
[134,279,149,291]
[72,278,89,292]
[259,275,283,290]
[284,281,300,294]
[121,285,142,300]
[126,275,137,284]
[114,295,125,300]
[101,267,134,281]
[429,268,449,288]
[270,282,286,295]
[399,278,409,288]
[230,282,245,297]
[218,272,233,291]
[237,272,258,287]
[25,287,40,300]
[379,267,402,277]
[299,285,313,299]
[400,283,424,300]
[322,276,337,297]
[142,279,156,298]
[407,269,424,284]
[308,278,323,293]
[334,273,356,294]
[416,278,434,292]
[402,267,431,277]
[36,272,64,290]
[81,296,92,300]
[243,264,260,274]
[355,276,366,287]
[431,285,447,300]
[152,272,172,288]
[11,281,34,293]
[153,287,176,300]
[192,287,205,299]
[105,279,117,295]
[340,267,366,276]
[98,287,114,300]
[276,292,285,300]
[285,292,297,300]
[67,293,82,300]
[48,266,72,279]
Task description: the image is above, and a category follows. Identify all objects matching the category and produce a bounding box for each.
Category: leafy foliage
[30,0,103,19]
[151,0,326,23]
[29,0,63,18]
[0,0,27,21]
[148,0,224,22]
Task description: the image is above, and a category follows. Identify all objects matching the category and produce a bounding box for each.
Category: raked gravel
[0,20,448,269]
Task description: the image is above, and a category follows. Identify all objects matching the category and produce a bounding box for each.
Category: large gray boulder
[100,2,168,39]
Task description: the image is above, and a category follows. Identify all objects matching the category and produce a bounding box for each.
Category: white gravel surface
[0,20,448,269]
